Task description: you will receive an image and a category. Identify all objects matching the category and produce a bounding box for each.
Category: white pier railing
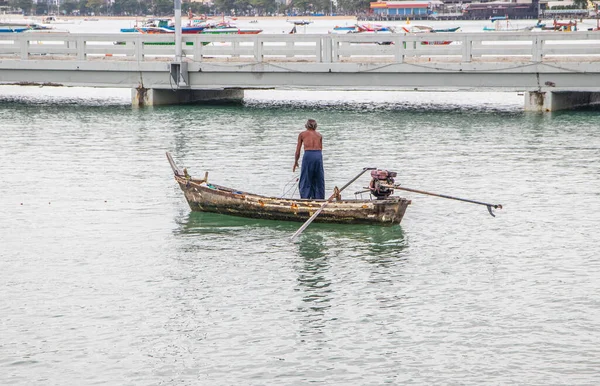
[1,31,600,63]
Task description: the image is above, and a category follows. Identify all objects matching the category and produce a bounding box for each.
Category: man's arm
[293,133,303,172]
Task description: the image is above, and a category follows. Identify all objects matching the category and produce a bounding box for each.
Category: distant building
[370,1,443,18]
[462,0,542,19]
[544,0,588,17]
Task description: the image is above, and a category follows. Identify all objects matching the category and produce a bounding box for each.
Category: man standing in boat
[293,119,325,199]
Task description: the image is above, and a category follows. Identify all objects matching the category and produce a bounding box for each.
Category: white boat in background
[287,19,313,26]
[483,16,535,32]
[330,24,395,45]
[400,24,459,45]
[331,24,395,34]
[24,27,69,34]
[401,25,460,33]
[0,20,53,32]
[42,15,77,25]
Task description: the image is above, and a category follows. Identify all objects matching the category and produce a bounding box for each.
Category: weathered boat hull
[175,176,410,225]
[168,152,410,225]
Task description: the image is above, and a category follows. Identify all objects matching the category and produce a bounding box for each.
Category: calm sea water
[1,18,600,385]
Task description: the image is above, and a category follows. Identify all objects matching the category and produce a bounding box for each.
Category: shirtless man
[293,119,325,199]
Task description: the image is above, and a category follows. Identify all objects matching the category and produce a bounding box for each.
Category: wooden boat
[121,19,262,36]
[201,26,262,35]
[288,20,313,26]
[432,26,460,33]
[0,26,30,33]
[549,19,578,32]
[167,153,410,225]
[401,25,460,33]
[0,21,51,33]
[332,25,357,32]
[42,15,76,24]
[401,25,457,46]
[483,16,536,32]
[332,24,396,45]
[121,18,206,34]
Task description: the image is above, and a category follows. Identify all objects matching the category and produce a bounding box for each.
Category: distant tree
[249,0,277,15]
[86,0,103,14]
[289,0,311,13]
[113,0,137,14]
[61,0,78,14]
[572,0,588,9]
[233,0,250,14]
[34,1,47,14]
[153,0,173,15]
[337,0,369,14]
[213,0,235,14]
[8,0,33,14]
[76,0,90,15]
[187,2,211,16]
[308,0,329,13]
[136,0,152,15]
[111,0,123,14]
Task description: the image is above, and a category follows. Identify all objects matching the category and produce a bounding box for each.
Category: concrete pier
[132,88,244,107]
[3,32,600,110]
[525,91,600,112]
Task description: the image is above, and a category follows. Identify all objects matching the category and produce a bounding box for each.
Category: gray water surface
[1,87,599,385]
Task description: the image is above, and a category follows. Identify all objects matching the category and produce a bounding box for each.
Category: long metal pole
[174,0,182,62]
[388,184,502,216]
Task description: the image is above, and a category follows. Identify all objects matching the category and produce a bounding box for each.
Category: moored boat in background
[330,24,395,45]
[548,19,578,31]
[0,25,31,33]
[0,21,52,33]
[42,15,77,25]
[401,24,457,45]
[332,24,357,32]
[121,18,206,34]
[201,27,262,35]
[483,16,536,31]
[288,20,313,26]
[120,18,261,36]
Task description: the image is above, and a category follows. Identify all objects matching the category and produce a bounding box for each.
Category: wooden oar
[290,167,376,241]
[388,184,503,217]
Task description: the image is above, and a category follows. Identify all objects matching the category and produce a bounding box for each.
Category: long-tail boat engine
[369,169,397,199]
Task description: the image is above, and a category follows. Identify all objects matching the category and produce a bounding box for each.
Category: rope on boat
[280,174,299,198]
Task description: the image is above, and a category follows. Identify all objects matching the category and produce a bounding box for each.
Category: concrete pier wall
[3,32,600,110]
[132,88,244,107]
[525,91,600,112]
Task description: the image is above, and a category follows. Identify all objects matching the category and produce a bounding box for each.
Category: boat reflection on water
[296,233,331,315]
[294,232,332,335]
[292,223,408,335]
[175,210,301,235]
[175,211,409,334]
[176,211,408,255]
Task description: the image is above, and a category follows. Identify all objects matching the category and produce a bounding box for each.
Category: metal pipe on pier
[174,0,182,62]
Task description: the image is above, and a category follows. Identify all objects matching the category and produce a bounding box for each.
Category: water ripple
[1,85,599,385]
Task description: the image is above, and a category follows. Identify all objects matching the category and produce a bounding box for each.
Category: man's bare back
[297,130,323,151]
[293,120,323,172]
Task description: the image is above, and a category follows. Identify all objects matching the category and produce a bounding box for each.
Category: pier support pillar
[132,88,244,107]
[525,91,600,112]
